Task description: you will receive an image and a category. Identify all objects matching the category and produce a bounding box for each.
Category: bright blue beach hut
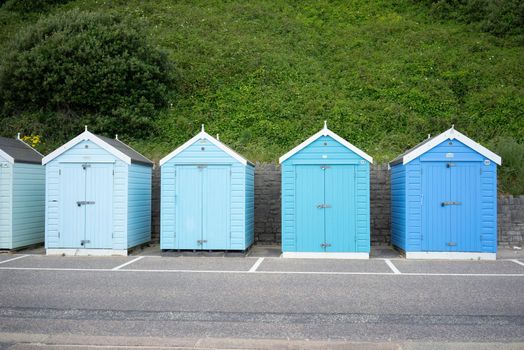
[159,125,254,251]
[0,135,44,249]
[42,128,153,256]
[389,126,501,260]
[279,122,373,258]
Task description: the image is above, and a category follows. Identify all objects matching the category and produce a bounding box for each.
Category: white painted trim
[402,128,501,166]
[282,252,369,259]
[405,252,496,260]
[42,131,132,165]
[159,131,251,166]
[46,249,128,257]
[0,149,14,164]
[279,127,373,164]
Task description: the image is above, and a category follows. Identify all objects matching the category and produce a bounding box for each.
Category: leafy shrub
[0,9,175,139]
[489,137,524,194]
[416,0,524,37]
[2,0,71,13]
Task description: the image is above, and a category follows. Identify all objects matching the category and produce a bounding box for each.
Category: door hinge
[59,169,61,175]
[320,243,332,247]
[58,232,60,238]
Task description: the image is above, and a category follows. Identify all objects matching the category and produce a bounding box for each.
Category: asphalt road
[0,255,523,349]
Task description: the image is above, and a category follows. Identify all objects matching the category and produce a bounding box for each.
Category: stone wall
[498,195,524,247]
[149,163,523,248]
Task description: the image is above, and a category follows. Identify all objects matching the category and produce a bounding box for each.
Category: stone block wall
[150,162,523,248]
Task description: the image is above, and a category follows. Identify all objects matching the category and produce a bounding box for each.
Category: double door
[422,161,481,252]
[295,164,357,252]
[59,163,113,249]
[175,165,231,250]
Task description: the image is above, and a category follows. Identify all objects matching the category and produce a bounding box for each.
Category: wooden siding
[393,138,498,253]
[161,139,248,250]
[245,165,255,247]
[0,156,12,248]
[45,140,128,250]
[390,164,406,250]
[11,163,45,248]
[281,135,370,253]
[127,164,152,248]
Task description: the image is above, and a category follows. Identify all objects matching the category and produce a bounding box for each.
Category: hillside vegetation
[0,0,523,193]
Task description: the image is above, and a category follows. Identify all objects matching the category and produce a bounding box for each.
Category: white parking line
[510,259,524,267]
[384,259,401,274]
[249,258,264,272]
[111,257,144,271]
[0,266,523,277]
[0,255,29,265]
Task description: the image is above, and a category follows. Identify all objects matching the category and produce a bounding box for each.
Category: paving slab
[257,258,393,273]
[121,256,258,271]
[393,260,524,274]
[0,255,131,269]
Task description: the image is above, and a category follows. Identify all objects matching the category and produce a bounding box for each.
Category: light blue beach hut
[279,122,373,258]
[160,125,254,251]
[0,135,44,249]
[389,126,501,260]
[42,128,153,256]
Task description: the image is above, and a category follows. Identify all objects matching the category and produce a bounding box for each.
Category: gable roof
[0,136,43,164]
[279,122,373,164]
[42,130,153,166]
[389,127,502,166]
[160,128,254,167]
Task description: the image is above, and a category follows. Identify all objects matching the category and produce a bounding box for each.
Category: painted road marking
[384,259,401,274]
[111,257,144,271]
[0,255,28,265]
[0,266,523,277]
[249,258,264,272]
[510,259,524,267]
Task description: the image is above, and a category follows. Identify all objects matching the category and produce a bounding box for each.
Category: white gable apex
[42,131,132,165]
[279,125,373,164]
[402,127,501,165]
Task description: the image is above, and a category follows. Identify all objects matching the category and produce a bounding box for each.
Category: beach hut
[279,122,373,258]
[0,135,44,249]
[42,128,153,256]
[160,125,254,251]
[389,126,501,259]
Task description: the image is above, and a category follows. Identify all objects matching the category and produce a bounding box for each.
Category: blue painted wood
[295,165,325,252]
[45,138,152,252]
[391,137,498,253]
[281,135,371,253]
[161,137,253,250]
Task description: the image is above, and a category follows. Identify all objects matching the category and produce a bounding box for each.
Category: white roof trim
[279,127,373,164]
[0,149,14,164]
[42,131,132,165]
[402,127,502,165]
[159,131,251,166]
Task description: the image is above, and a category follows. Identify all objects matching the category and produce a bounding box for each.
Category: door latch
[197,240,208,245]
[77,201,95,207]
[320,165,331,170]
[320,243,332,247]
[80,240,91,246]
[447,242,457,247]
[446,163,456,168]
[441,201,462,206]
[316,204,332,209]
[82,164,91,170]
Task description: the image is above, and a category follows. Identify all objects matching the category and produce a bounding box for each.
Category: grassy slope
[0,0,523,163]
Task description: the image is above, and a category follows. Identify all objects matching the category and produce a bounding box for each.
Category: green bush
[2,0,71,13]
[416,0,524,37]
[0,9,175,139]
[489,137,524,195]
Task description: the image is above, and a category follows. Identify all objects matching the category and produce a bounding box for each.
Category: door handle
[441,201,462,206]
